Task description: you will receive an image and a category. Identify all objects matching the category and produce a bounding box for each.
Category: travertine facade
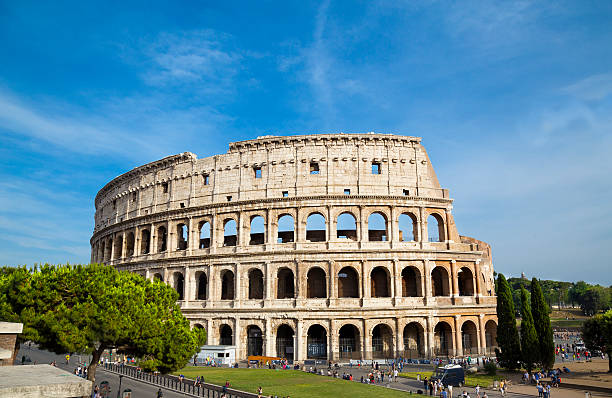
[90,133,497,361]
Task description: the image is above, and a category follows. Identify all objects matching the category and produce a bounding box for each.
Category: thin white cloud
[563,72,612,101]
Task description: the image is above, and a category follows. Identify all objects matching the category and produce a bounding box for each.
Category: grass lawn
[399,371,500,387]
[550,318,585,328]
[174,367,409,398]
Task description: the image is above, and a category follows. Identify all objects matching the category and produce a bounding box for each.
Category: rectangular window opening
[162,182,168,193]
[180,202,185,208]
[310,162,319,174]
[203,174,209,185]
[282,191,289,197]
[226,195,232,202]
[344,189,351,195]
[112,199,116,209]
[254,167,262,179]
[372,162,381,174]
[403,189,410,196]
[131,192,137,202]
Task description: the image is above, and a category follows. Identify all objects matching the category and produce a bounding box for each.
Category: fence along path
[103,363,259,398]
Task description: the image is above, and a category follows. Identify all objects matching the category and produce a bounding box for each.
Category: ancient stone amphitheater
[91,133,498,362]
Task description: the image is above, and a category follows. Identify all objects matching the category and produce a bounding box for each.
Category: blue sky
[1,1,611,284]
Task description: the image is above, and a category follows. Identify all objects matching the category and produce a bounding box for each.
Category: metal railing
[103,363,258,398]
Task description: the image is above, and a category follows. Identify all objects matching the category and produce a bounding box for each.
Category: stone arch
[338,266,359,298]
[249,215,265,245]
[276,324,295,360]
[125,231,135,257]
[401,266,422,297]
[338,323,362,360]
[370,266,390,297]
[140,229,151,254]
[307,324,327,359]
[431,266,450,296]
[152,272,163,282]
[485,320,498,354]
[193,323,204,329]
[248,268,264,299]
[371,323,394,358]
[434,321,453,356]
[368,212,388,241]
[157,225,167,252]
[427,213,445,242]
[461,319,479,355]
[336,212,357,241]
[113,234,123,259]
[172,271,184,300]
[403,322,425,358]
[458,267,475,296]
[220,324,233,345]
[277,214,295,243]
[306,212,326,242]
[199,220,211,249]
[307,267,327,298]
[220,269,235,300]
[223,219,237,246]
[176,223,188,250]
[105,237,113,261]
[277,267,295,299]
[98,240,105,262]
[196,272,207,300]
[398,212,418,242]
[246,325,263,356]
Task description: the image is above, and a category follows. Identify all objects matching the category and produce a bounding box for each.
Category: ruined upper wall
[93,133,448,231]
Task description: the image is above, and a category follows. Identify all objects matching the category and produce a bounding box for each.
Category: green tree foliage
[531,279,555,369]
[495,274,521,369]
[0,264,206,383]
[582,310,612,372]
[520,287,539,372]
[581,286,610,316]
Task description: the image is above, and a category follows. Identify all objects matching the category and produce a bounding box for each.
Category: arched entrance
[197,272,207,300]
[402,267,422,297]
[371,324,394,358]
[485,320,498,355]
[307,325,327,359]
[307,267,327,298]
[458,267,475,296]
[338,324,361,359]
[403,322,425,358]
[461,320,479,355]
[173,272,184,300]
[248,269,264,299]
[431,266,450,296]
[277,268,295,299]
[434,322,453,357]
[370,267,390,297]
[276,324,295,360]
[247,325,263,356]
[219,324,232,345]
[338,267,359,298]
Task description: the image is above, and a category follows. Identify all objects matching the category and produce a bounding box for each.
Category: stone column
[150,223,157,253]
[329,320,337,360]
[188,217,195,254]
[296,319,304,361]
[121,232,127,259]
[266,209,274,245]
[163,267,169,286]
[426,316,434,358]
[419,207,427,247]
[234,262,241,308]
[444,209,452,242]
[474,260,482,297]
[360,260,367,299]
[234,317,242,359]
[208,266,216,306]
[451,260,459,298]
[184,266,191,303]
[264,262,273,306]
[328,260,336,300]
[264,318,273,357]
[359,206,367,243]
[145,268,150,281]
[478,314,486,355]
[423,260,431,304]
[454,315,463,357]
[393,259,401,303]
[295,260,304,300]
[363,319,371,360]
[388,206,395,244]
[395,318,403,357]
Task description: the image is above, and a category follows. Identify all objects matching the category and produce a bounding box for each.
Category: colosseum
[90,133,498,362]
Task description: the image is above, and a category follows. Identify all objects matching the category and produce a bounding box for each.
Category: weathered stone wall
[90,133,497,361]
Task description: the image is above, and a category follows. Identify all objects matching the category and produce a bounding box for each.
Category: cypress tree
[531,278,555,368]
[495,274,521,369]
[520,286,539,372]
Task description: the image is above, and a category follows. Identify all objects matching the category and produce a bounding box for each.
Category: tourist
[475,384,480,397]
[537,383,543,397]
[157,388,164,398]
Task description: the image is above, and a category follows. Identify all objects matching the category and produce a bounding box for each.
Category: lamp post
[116,374,123,398]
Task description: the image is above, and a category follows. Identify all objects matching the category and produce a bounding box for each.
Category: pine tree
[495,274,521,369]
[520,286,539,372]
[531,278,555,368]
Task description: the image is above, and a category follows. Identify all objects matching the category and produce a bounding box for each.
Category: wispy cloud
[563,72,612,101]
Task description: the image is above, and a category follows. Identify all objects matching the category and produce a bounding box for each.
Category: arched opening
[427,214,445,242]
[307,325,327,359]
[485,320,498,355]
[370,267,390,297]
[220,270,235,300]
[338,267,359,298]
[105,238,112,261]
[339,324,361,359]
[173,272,184,300]
[197,273,207,300]
[372,324,394,358]
[306,267,327,298]
[249,215,265,245]
[140,229,150,254]
[398,213,418,242]
[220,324,233,345]
[462,320,479,355]
[368,212,388,241]
[434,322,453,357]
[277,214,295,243]
[401,266,422,297]
[199,221,211,249]
[248,269,264,299]
[431,266,450,296]
[458,267,475,296]
[126,232,135,257]
[157,226,167,252]
[247,325,263,356]
[99,241,105,262]
[276,324,295,360]
[277,268,295,299]
[403,322,425,358]
[153,272,163,282]
[177,223,188,250]
[113,235,123,259]
[223,219,237,246]
[306,213,326,242]
[336,212,357,240]
[193,323,204,329]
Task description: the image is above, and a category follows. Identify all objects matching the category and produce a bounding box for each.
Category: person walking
[475,384,480,398]
[156,388,164,398]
